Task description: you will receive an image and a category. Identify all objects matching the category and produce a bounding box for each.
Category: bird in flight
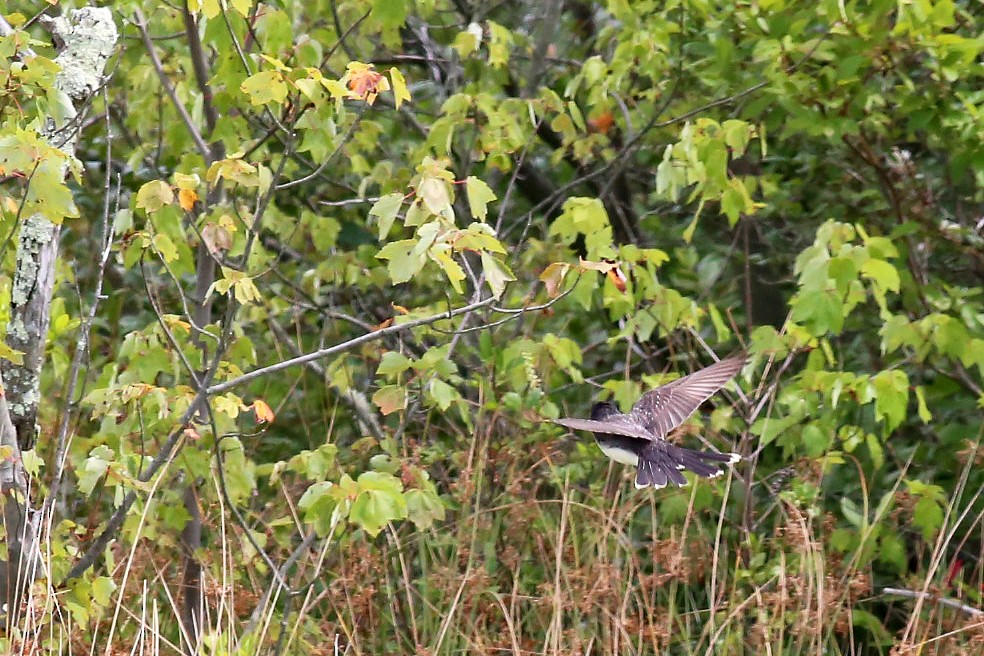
[555,353,746,489]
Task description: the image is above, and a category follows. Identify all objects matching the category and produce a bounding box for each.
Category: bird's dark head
[590,401,620,420]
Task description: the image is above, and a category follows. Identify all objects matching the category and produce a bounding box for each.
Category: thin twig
[207,296,498,395]
[883,587,983,617]
[133,8,212,162]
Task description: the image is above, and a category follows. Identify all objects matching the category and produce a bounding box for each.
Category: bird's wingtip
[728,452,741,463]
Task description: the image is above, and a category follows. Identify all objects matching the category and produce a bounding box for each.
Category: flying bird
[555,353,746,489]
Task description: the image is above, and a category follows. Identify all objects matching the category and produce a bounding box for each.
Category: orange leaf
[252,399,275,423]
[606,265,628,292]
[345,63,389,105]
[588,111,615,135]
[178,188,198,211]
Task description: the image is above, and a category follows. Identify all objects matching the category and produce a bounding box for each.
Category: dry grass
[4,417,983,655]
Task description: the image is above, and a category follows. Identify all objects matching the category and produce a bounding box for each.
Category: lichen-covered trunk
[0,6,117,627]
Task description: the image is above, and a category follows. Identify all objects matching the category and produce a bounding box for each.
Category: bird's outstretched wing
[628,353,746,439]
[553,416,652,440]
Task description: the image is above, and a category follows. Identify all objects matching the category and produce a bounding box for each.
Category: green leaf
[29,158,79,223]
[405,487,446,529]
[91,576,117,607]
[707,304,732,343]
[480,252,515,299]
[371,0,407,29]
[206,158,262,187]
[78,445,114,495]
[220,437,256,503]
[465,176,496,221]
[431,250,466,293]
[369,192,404,239]
[549,197,615,259]
[0,341,24,365]
[840,496,865,529]
[136,180,174,213]
[298,481,344,537]
[791,289,844,336]
[376,239,425,284]
[377,351,412,377]
[453,26,481,58]
[152,233,179,263]
[871,369,909,432]
[428,378,458,411]
[861,258,900,293]
[372,385,406,415]
[912,493,943,541]
[914,385,932,423]
[351,471,407,537]
[852,609,894,645]
[801,423,831,457]
[877,533,907,572]
[240,70,288,106]
[750,401,806,446]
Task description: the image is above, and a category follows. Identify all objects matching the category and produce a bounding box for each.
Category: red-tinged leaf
[201,223,232,254]
[345,62,389,104]
[372,385,407,415]
[539,262,571,298]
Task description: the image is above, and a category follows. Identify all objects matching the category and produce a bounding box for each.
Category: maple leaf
[252,399,275,423]
[588,111,615,135]
[178,188,198,211]
[344,62,390,105]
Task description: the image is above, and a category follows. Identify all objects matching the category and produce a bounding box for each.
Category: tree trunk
[0,6,117,627]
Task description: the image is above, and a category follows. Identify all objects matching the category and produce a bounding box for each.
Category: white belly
[598,441,639,466]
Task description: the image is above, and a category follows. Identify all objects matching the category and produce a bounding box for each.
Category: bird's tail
[635,444,741,489]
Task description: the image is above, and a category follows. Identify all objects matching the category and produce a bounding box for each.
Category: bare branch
[133,8,212,163]
[883,587,983,618]
[207,296,498,395]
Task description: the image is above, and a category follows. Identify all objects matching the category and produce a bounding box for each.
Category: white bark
[0,6,117,627]
[3,7,117,449]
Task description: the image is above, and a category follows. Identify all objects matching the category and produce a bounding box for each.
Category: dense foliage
[0,0,982,653]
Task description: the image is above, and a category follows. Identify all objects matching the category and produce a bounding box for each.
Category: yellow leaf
[173,172,200,190]
[135,180,174,213]
[417,177,451,217]
[230,0,252,16]
[389,67,411,109]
